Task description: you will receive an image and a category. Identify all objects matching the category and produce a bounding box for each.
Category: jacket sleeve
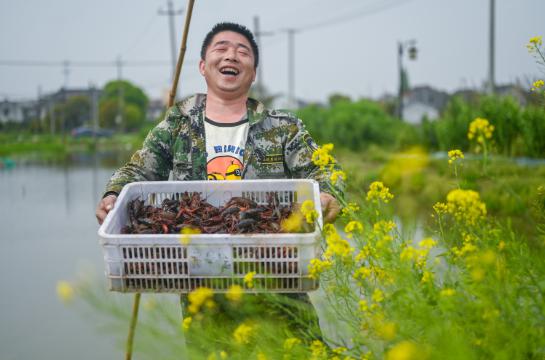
[103,106,181,196]
[283,117,345,198]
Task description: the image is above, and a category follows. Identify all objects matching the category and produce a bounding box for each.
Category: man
[96,22,341,224]
[95,22,342,342]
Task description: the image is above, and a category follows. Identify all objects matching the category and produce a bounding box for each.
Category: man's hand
[95,194,117,225]
[320,192,340,224]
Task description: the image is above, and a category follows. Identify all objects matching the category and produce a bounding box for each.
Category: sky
[0,0,543,105]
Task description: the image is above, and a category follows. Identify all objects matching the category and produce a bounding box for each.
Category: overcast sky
[1,0,543,105]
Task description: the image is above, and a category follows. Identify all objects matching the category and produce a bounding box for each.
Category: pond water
[0,161,124,360]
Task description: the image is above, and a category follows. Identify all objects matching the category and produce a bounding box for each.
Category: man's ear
[199,59,205,76]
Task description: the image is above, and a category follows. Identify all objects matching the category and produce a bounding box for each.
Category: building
[402,85,450,124]
[0,98,38,124]
[37,87,102,121]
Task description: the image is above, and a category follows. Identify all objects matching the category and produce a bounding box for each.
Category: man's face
[199,31,256,99]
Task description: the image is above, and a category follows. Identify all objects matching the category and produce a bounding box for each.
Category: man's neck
[205,92,248,123]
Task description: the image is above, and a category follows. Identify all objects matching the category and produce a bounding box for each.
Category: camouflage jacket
[105,94,343,196]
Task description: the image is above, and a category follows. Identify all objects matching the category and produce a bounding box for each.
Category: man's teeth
[220,67,239,75]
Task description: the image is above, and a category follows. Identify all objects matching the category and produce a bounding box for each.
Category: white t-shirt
[204,117,249,180]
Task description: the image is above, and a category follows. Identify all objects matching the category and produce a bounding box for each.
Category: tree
[63,95,91,130]
[99,80,149,131]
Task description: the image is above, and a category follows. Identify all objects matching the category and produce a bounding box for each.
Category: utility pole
[488,0,495,94]
[116,56,124,132]
[253,16,274,98]
[285,28,297,109]
[397,40,417,120]
[159,0,184,81]
[63,60,70,88]
[90,83,99,143]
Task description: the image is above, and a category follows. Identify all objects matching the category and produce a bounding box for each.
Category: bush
[298,99,418,151]
[425,95,545,158]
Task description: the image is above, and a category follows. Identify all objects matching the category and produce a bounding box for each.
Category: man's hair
[200,22,259,68]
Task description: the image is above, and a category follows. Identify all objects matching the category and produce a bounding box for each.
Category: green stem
[482,139,488,174]
[535,46,545,65]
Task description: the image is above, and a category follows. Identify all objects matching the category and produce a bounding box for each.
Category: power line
[0,59,198,68]
[295,0,414,33]
[120,14,159,56]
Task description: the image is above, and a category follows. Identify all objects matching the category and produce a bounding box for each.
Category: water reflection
[0,157,122,360]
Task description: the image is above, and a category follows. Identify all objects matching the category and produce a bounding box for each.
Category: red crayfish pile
[121,192,307,234]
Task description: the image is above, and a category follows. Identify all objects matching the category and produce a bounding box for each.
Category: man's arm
[96,106,182,224]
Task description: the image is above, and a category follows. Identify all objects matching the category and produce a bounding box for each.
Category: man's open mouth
[219,67,239,76]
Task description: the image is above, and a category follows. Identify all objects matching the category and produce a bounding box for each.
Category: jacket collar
[176,93,267,126]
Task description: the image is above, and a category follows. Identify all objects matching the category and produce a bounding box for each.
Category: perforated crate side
[99,180,322,293]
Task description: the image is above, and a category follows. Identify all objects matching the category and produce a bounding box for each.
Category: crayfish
[121,192,309,235]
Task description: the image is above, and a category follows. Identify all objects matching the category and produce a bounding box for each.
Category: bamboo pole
[125,293,141,360]
[125,1,196,359]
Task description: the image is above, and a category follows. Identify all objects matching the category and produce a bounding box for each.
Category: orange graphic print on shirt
[207,156,243,180]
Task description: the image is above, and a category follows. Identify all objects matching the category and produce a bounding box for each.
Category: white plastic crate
[98,179,323,293]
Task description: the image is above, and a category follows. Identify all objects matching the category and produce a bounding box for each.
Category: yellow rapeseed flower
[244,271,256,288]
[531,79,545,91]
[446,189,487,226]
[529,35,543,46]
[421,271,433,284]
[281,211,303,232]
[182,316,192,331]
[308,258,333,279]
[330,170,346,185]
[310,340,327,359]
[400,246,416,261]
[179,226,201,245]
[377,321,397,341]
[432,202,448,215]
[233,322,255,345]
[353,266,372,282]
[323,223,336,236]
[366,181,394,203]
[226,284,243,302]
[301,200,319,224]
[324,231,354,260]
[283,337,302,351]
[359,299,370,312]
[359,299,370,314]
[257,352,267,360]
[419,238,437,249]
[471,267,486,282]
[447,149,464,165]
[341,202,360,217]
[56,280,75,304]
[344,220,363,238]
[188,287,214,314]
[440,288,456,297]
[332,347,347,355]
[480,250,497,266]
[207,352,229,360]
[311,143,335,169]
[373,220,397,234]
[386,341,420,360]
[372,289,385,303]
[468,117,494,144]
[355,245,371,262]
